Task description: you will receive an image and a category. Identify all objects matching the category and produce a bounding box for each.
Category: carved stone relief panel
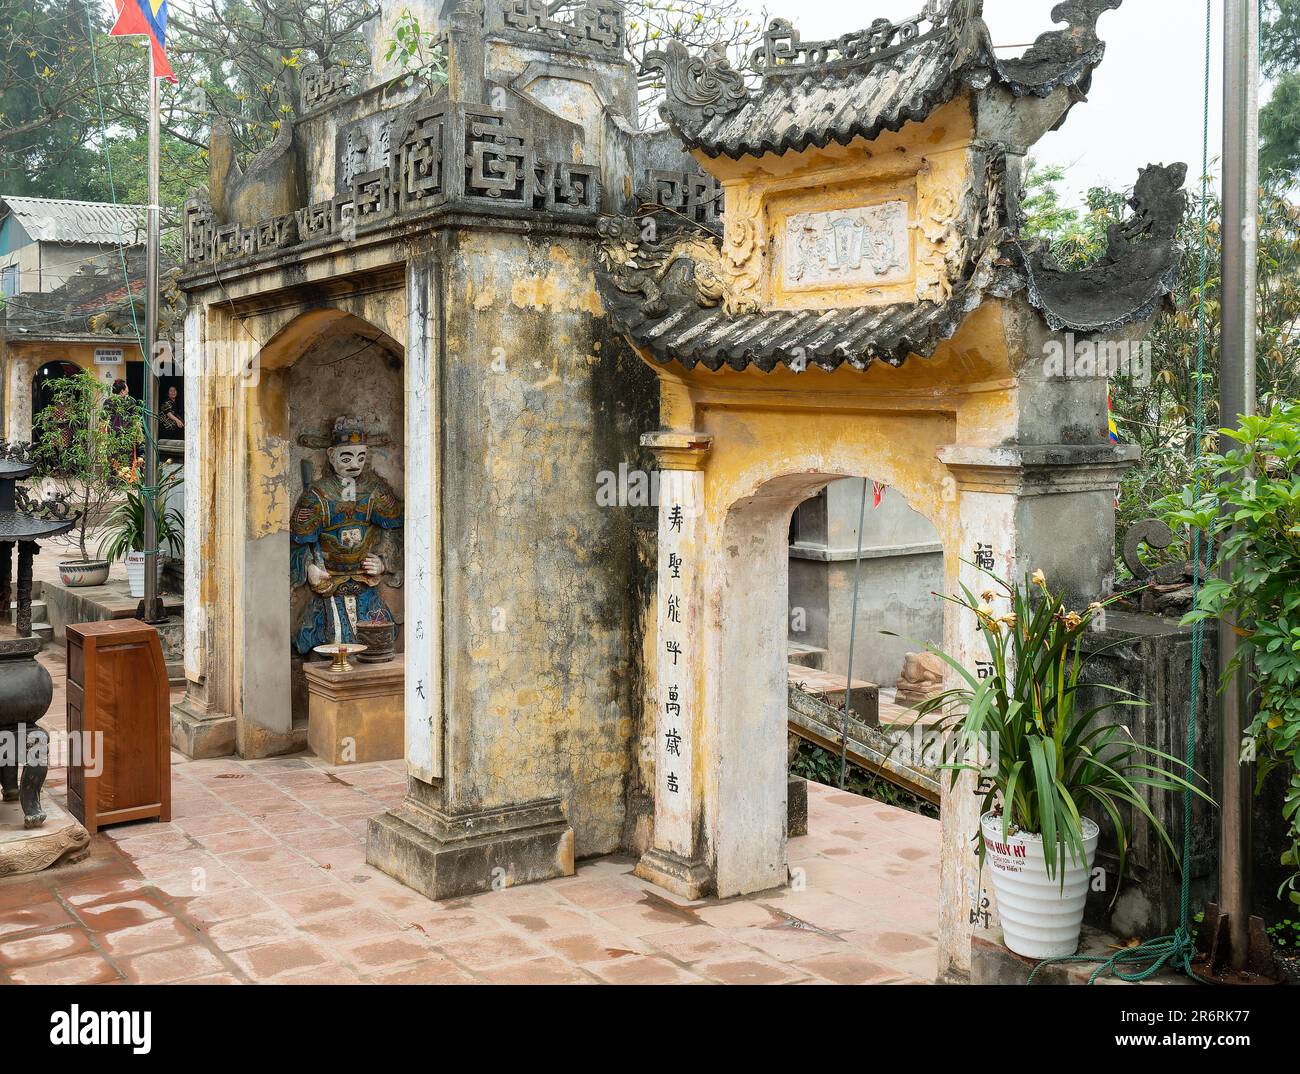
[782,201,911,291]
[337,110,398,192]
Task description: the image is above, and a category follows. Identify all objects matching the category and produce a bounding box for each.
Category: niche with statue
[287,335,405,764]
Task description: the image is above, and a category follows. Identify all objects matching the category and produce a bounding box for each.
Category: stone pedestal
[304,655,404,765]
[366,779,574,900]
[0,798,89,878]
[171,695,237,759]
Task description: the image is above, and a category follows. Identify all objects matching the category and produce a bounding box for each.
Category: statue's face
[328,444,368,479]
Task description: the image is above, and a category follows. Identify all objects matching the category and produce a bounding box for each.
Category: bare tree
[0,0,134,152]
[555,0,769,126]
[168,0,377,158]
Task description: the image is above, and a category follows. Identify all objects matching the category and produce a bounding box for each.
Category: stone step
[31,622,52,645]
[787,641,828,670]
[8,599,48,625]
[788,663,879,725]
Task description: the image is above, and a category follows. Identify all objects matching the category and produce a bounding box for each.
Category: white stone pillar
[935,442,1138,979]
[634,431,713,899]
[404,253,442,783]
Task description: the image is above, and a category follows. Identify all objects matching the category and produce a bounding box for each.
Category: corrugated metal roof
[0,196,146,246]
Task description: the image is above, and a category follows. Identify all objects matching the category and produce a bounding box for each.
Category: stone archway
[634,398,967,900]
[627,355,1135,981]
[713,469,949,898]
[172,265,442,767]
[239,311,406,757]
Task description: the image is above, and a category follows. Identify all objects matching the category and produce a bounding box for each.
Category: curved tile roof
[595,163,1185,373]
[644,0,1121,160]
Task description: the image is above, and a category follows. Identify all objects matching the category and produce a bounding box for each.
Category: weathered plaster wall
[438,227,655,857]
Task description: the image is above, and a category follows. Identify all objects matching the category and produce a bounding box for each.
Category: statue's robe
[290,471,403,655]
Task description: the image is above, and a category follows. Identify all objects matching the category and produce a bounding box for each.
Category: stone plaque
[335,109,399,192]
[783,200,910,289]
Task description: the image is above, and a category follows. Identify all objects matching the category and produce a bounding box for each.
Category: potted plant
[913,568,1210,960]
[31,373,143,588]
[98,466,183,598]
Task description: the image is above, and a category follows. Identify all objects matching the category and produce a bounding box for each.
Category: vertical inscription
[654,470,701,857]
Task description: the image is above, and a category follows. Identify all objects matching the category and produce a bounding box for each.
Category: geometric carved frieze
[464,113,533,204]
[644,169,723,229]
[182,98,603,271]
[397,105,447,213]
[491,0,626,58]
[302,65,353,113]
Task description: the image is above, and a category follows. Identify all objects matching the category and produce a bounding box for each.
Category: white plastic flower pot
[123,551,160,599]
[981,812,1100,960]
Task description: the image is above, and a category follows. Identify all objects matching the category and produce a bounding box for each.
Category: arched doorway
[31,360,82,444]
[237,309,407,759]
[712,466,951,898]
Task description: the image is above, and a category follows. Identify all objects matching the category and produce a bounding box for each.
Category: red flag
[872,481,887,509]
[110,0,176,83]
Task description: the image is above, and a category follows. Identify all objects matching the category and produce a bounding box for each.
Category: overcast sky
[740,0,1230,203]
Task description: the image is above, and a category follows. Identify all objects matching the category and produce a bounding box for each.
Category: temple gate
[176,0,1182,979]
[595,0,1183,977]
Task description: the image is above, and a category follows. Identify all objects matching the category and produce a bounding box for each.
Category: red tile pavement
[0,652,941,985]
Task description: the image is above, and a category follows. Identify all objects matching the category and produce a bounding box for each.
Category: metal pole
[838,478,869,789]
[1218,0,1258,971]
[142,55,162,623]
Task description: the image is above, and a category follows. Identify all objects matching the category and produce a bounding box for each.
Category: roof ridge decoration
[645,0,1123,159]
[488,0,626,58]
[640,41,749,127]
[751,1,953,78]
[987,0,1122,98]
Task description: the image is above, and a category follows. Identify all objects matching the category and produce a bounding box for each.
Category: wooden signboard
[65,619,171,835]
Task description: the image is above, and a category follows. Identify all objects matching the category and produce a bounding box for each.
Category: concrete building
[0,196,146,297]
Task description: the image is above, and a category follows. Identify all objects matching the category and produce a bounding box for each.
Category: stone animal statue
[894,651,946,707]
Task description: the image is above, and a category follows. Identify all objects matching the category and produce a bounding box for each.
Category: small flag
[1107,389,1122,507]
[110,0,176,83]
[872,481,887,509]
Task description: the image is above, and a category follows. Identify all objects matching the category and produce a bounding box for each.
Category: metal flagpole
[141,50,163,623]
[838,477,869,789]
[1218,0,1259,971]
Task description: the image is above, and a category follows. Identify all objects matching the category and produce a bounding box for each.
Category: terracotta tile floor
[0,654,941,985]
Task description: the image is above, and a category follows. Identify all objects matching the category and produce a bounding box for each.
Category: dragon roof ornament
[751,1,952,76]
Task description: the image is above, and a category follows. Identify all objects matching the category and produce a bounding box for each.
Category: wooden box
[65,619,171,835]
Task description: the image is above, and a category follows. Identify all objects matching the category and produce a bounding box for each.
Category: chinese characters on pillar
[653,468,702,857]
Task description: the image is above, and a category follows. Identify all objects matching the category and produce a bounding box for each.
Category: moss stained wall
[439,227,655,856]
